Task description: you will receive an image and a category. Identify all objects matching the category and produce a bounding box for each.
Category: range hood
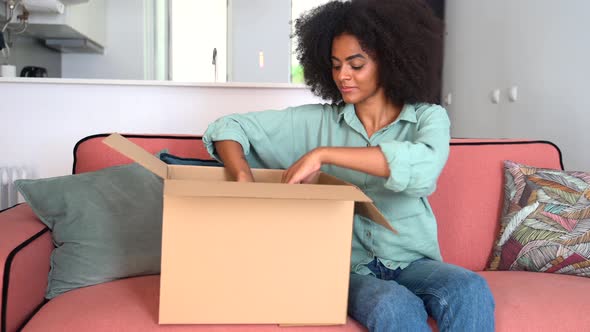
[44,37,103,53]
[23,23,104,54]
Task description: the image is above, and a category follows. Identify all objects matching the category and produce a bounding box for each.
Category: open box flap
[103,133,169,179]
[164,179,373,202]
[355,202,397,234]
[319,173,397,234]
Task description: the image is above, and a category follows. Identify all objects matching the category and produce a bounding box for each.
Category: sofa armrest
[0,204,53,332]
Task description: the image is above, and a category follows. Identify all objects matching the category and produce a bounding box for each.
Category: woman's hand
[282,148,325,184]
[282,146,390,184]
[235,170,255,182]
[214,140,256,182]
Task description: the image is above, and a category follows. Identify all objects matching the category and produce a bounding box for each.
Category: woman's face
[331,34,382,105]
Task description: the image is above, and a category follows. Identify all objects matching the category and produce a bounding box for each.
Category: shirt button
[367,251,373,258]
[366,231,372,238]
[366,143,370,147]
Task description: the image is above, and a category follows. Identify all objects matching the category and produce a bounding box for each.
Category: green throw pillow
[15,163,163,299]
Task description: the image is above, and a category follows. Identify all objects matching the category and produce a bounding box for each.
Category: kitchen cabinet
[6,0,105,53]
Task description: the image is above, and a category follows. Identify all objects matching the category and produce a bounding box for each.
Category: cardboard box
[103,133,396,326]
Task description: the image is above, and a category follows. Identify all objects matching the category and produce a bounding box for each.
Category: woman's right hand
[235,170,255,182]
[214,140,255,182]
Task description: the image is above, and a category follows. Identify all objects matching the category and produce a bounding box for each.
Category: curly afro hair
[293,0,444,105]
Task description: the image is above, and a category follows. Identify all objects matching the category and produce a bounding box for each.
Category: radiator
[0,167,28,210]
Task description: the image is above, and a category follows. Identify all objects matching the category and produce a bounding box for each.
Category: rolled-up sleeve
[378,106,451,197]
[203,116,253,161]
[202,105,325,169]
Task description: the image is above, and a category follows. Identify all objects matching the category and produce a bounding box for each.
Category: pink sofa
[2,134,589,332]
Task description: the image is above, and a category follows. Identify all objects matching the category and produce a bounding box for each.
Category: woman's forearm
[318,147,390,178]
[214,140,255,182]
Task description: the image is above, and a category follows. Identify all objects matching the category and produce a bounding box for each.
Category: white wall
[443,0,590,171]
[61,0,146,79]
[0,81,320,178]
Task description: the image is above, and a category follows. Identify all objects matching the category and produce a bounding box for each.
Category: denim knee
[365,287,429,331]
[453,273,495,309]
[441,272,495,331]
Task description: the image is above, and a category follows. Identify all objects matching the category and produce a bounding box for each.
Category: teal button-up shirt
[203,102,450,274]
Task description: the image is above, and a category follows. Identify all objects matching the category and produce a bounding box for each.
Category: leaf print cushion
[488,160,590,277]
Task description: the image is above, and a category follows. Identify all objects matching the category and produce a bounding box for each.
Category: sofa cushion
[22,275,367,332]
[429,140,563,271]
[488,161,590,276]
[480,271,590,331]
[24,272,590,332]
[15,163,163,299]
[74,134,211,174]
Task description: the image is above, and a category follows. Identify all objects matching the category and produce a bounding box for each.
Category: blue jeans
[348,258,495,332]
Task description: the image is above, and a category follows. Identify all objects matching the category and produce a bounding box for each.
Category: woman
[203,0,495,331]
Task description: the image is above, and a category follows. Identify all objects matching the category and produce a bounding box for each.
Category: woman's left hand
[282,148,325,184]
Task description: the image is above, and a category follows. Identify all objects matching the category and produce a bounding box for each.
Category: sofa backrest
[430,139,562,271]
[74,134,564,272]
[73,134,211,174]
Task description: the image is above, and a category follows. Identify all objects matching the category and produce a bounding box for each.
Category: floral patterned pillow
[488,160,590,276]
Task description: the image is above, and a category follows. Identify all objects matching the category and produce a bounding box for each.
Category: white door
[170,0,227,82]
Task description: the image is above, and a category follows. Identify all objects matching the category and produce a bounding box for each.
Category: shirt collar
[397,104,418,124]
[337,103,418,124]
[337,103,355,123]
